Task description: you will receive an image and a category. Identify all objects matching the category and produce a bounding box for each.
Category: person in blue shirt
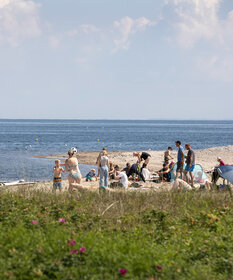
[175,140,184,180]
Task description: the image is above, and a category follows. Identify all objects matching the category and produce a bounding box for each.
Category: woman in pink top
[217,157,225,166]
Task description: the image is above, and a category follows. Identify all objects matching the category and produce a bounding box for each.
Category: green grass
[0,189,232,279]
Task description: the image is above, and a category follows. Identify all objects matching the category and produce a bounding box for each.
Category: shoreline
[35,145,233,171]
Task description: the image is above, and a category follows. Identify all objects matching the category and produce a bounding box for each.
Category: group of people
[52,143,226,193]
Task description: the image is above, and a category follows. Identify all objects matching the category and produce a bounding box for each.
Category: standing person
[184,144,195,186]
[53,159,65,192]
[65,148,83,193]
[164,147,173,165]
[96,147,107,177]
[175,141,184,179]
[133,152,151,165]
[99,150,109,190]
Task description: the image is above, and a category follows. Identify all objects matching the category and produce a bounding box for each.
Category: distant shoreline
[35,145,233,171]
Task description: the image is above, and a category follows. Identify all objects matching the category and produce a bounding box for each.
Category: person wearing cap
[65,148,83,192]
[217,157,225,166]
[85,169,97,181]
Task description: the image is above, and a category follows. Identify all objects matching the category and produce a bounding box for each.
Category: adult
[65,148,83,193]
[99,150,109,190]
[133,152,151,165]
[184,144,195,186]
[115,165,129,189]
[157,164,171,182]
[175,141,184,179]
[164,147,173,165]
[217,157,225,166]
[96,147,107,176]
[127,163,145,182]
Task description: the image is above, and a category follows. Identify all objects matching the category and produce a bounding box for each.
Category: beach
[25,145,233,192]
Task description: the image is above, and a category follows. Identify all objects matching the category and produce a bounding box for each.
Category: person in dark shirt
[157,164,171,182]
[122,162,131,176]
[133,152,151,165]
[127,163,145,182]
[184,144,195,186]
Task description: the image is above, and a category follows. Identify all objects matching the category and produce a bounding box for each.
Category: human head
[185,144,191,150]
[168,147,173,151]
[126,162,131,168]
[217,157,221,162]
[175,141,181,147]
[55,159,60,166]
[102,150,107,156]
[133,152,138,157]
[114,165,120,171]
[142,163,147,168]
[68,147,77,157]
[163,163,167,167]
[91,169,96,173]
[102,147,107,151]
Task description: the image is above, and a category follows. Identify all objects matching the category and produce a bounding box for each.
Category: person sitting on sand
[164,147,173,165]
[85,169,97,182]
[133,152,151,165]
[109,161,115,179]
[53,159,65,192]
[217,157,225,166]
[96,147,107,176]
[122,162,131,176]
[65,148,83,193]
[114,165,129,189]
[194,171,212,190]
[157,164,171,182]
[184,144,195,186]
[141,163,151,180]
[99,150,109,190]
[127,162,145,182]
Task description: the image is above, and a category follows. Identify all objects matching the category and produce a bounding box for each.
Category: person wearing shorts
[184,144,195,186]
[133,152,151,165]
[53,159,65,192]
[175,141,184,179]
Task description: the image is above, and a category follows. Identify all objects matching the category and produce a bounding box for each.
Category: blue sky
[0,0,233,119]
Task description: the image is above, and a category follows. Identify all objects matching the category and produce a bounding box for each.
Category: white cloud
[0,0,41,47]
[112,16,157,52]
[168,0,233,49]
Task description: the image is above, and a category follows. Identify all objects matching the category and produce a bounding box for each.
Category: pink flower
[70,249,77,254]
[59,218,66,223]
[32,220,37,224]
[79,247,86,253]
[156,265,162,270]
[67,238,76,247]
[119,269,127,275]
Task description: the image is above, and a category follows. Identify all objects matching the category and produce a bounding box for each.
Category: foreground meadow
[0,189,232,280]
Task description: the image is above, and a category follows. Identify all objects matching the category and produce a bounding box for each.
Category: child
[86,169,97,181]
[53,159,65,192]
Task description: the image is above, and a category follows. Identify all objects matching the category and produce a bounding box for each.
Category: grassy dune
[0,189,232,279]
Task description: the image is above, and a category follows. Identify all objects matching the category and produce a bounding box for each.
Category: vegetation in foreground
[0,188,232,280]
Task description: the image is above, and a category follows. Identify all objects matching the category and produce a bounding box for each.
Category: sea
[1,119,233,182]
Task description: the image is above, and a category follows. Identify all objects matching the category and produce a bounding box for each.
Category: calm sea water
[1,119,233,182]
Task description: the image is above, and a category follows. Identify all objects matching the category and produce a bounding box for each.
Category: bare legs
[68,176,83,193]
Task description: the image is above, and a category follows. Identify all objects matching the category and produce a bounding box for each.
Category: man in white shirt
[114,165,129,189]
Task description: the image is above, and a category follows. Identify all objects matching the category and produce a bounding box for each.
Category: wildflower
[59,218,66,223]
[32,220,37,224]
[119,269,127,275]
[79,247,86,253]
[70,249,77,254]
[67,238,76,247]
[156,265,162,270]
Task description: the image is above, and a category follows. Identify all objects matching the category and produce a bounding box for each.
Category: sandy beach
[26,145,233,193]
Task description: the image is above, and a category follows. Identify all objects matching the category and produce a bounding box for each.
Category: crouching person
[114,165,129,189]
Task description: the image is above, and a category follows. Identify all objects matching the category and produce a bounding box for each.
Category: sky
[0,0,233,120]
